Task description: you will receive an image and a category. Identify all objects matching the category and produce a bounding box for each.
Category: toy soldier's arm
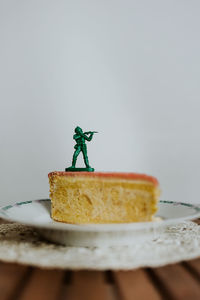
[82,132,94,141]
[73,134,80,140]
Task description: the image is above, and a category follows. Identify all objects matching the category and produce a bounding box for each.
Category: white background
[0,0,200,205]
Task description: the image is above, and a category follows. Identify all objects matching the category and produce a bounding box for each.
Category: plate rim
[0,199,200,232]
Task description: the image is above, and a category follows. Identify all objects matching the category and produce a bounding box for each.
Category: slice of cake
[48,172,160,224]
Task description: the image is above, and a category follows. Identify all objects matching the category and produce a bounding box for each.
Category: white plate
[0,199,199,247]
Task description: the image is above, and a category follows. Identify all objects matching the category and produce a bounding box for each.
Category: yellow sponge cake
[48,172,160,224]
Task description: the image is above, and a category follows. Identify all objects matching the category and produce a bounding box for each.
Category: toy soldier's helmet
[75,126,82,134]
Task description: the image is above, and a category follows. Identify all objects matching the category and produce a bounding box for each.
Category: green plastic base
[65,167,94,172]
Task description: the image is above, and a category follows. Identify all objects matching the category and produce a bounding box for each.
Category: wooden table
[1,220,200,300]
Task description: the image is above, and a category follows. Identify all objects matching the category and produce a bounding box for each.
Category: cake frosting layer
[48,171,159,186]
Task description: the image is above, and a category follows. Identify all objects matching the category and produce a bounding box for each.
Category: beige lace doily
[0,222,200,270]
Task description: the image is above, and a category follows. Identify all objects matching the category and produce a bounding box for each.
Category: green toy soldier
[65,126,97,172]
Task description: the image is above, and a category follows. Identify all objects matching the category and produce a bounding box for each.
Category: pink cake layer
[48,172,159,186]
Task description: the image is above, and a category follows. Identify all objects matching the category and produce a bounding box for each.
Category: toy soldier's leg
[71,147,81,167]
[82,145,90,168]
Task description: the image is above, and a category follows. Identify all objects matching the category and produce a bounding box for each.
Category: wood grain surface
[0,218,199,300]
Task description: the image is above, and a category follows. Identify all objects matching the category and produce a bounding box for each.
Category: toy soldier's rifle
[84,131,98,134]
